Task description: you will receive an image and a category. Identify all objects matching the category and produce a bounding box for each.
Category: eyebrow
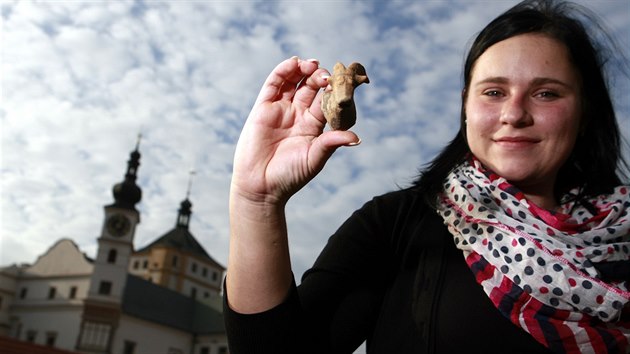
[474,76,574,89]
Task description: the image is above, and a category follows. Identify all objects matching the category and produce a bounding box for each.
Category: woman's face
[465,33,582,201]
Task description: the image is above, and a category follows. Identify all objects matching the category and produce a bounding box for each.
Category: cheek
[465,97,498,120]
[541,106,581,144]
[465,101,497,141]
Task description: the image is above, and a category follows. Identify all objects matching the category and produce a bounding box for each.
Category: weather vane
[186,169,196,199]
[135,131,143,150]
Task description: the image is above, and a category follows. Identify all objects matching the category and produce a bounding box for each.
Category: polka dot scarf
[437,158,630,353]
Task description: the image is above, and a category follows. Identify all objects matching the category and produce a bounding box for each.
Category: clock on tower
[106,213,131,237]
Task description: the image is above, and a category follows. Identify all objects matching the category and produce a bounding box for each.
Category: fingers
[295,68,329,113]
[255,57,323,105]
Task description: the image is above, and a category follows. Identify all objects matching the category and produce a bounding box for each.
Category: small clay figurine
[321,62,370,131]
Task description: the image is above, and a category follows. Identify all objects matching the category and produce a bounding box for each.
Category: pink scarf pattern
[437,159,630,353]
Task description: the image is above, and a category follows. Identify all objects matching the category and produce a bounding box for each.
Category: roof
[122,275,225,334]
[135,227,225,270]
[0,335,81,354]
[25,239,94,276]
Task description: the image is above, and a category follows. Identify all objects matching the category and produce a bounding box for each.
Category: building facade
[0,144,228,354]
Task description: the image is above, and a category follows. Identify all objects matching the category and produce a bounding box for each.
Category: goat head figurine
[321,62,370,131]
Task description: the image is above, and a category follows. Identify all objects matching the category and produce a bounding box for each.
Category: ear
[333,62,346,74]
[348,62,370,85]
[461,89,468,110]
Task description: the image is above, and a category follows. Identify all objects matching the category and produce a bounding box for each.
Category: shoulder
[346,187,440,243]
[360,187,433,221]
[361,186,423,208]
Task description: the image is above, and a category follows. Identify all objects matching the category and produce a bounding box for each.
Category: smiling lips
[493,136,540,148]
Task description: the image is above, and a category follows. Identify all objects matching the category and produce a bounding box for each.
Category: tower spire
[136,132,142,149]
[176,170,195,229]
[111,139,142,210]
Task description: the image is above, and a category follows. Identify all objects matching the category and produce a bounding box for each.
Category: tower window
[143,260,148,268]
[191,262,197,273]
[172,255,178,268]
[48,287,57,299]
[107,249,117,264]
[202,267,208,277]
[200,347,210,354]
[190,287,197,299]
[69,286,78,299]
[133,260,140,269]
[19,287,28,299]
[178,214,189,226]
[98,281,112,295]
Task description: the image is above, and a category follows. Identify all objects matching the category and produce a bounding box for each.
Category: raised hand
[231,56,361,207]
[227,57,361,313]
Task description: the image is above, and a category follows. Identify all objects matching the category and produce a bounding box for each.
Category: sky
[1,0,629,291]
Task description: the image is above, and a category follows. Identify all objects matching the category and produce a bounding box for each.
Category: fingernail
[306,58,319,65]
[347,138,362,146]
[290,56,299,61]
[321,74,330,81]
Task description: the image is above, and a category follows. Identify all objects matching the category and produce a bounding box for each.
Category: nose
[337,96,352,107]
[500,95,532,127]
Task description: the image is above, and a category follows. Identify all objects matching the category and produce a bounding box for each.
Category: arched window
[107,249,117,264]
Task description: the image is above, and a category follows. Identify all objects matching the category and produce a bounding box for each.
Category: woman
[225,0,630,353]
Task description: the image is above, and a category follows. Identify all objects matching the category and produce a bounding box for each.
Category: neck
[525,194,558,211]
[517,182,558,210]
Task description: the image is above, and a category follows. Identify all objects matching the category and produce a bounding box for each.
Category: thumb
[307,131,361,172]
[318,130,361,150]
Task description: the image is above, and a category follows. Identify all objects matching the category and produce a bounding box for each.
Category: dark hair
[414,0,627,207]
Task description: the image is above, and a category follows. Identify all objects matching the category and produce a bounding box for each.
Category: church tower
[77,141,142,353]
[128,171,225,306]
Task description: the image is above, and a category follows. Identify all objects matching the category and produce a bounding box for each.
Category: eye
[482,90,504,98]
[535,91,560,100]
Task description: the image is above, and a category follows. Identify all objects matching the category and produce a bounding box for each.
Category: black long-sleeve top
[225,188,552,354]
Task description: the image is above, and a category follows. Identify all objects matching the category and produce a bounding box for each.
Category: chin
[493,167,529,179]
[478,159,528,179]
[488,167,541,187]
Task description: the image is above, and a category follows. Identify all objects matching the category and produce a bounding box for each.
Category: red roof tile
[0,335,80,354]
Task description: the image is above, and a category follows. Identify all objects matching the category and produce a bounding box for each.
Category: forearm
[226,193,294,314]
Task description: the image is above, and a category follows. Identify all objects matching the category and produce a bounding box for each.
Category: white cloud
[2,4,628,354]
[1,1,629,315]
